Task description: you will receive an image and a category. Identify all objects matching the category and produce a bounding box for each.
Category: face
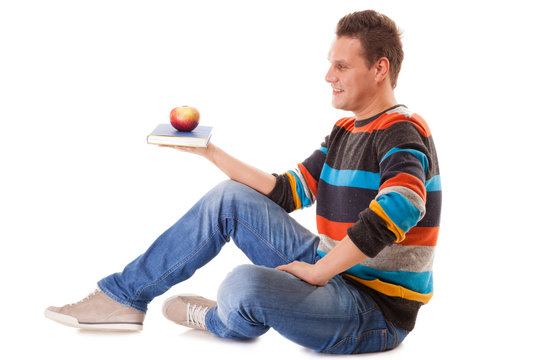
[325,36,377,116]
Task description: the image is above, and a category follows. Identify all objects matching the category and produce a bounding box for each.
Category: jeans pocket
[323,329,388,354]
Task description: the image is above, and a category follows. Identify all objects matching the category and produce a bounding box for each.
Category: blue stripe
[425,175,441,192]
[320,163,380,190]
[381,147,429,174]
[317,250,433,294]
[319,146,328,154]
[347,263,434,294]
[288,171,312,208]
[377,192,421,232]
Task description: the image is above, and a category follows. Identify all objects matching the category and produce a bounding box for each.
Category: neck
[353,87,397,120]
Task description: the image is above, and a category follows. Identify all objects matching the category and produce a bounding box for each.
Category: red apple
[170,106,200,132]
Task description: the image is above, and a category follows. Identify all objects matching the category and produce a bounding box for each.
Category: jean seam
[344,279,380,316]
[387,321,397,349]
[324,329,384,354]
[132,225,222,303]
[359,306,379,316]
[227,215,293,264]
[233,302,364,333]
[326,336,352,354]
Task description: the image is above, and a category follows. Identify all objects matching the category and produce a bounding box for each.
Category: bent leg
[98,180,320,312]
[206,265,408,354]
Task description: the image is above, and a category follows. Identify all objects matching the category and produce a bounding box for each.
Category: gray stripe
[317,234,340,253]
[292,167,314,205]
[361,244,435,273]
[376,186,426,220]
[318,234,434,273]
[385,105,412,117]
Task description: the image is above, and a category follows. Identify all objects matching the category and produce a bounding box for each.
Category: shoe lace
[69,289,100,306]
[186,302,210,330]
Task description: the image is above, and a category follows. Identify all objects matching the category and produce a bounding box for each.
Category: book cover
[147,124,213,147]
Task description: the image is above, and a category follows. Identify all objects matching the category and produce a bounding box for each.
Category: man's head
[325,10,403,117]
[336,10,403,89]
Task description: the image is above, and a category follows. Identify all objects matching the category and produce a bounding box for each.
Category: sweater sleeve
[347,120,430,257]
[266,136,328,212]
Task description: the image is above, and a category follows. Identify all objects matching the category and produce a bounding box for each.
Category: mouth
[332,87,344,95]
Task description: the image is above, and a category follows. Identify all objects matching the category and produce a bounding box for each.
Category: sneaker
[162,294,216,330]
[44,289,145,331]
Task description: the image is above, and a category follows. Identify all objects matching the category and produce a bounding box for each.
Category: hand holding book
[158,142,215,160]
[145,107,276,193]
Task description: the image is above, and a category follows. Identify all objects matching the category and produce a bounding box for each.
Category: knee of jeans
[217,264,269,313]
[202,180,249,208]
[213,180,248,197]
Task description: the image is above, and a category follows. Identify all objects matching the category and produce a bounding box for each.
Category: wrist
[205,142,217,162]
[312,260,332,286]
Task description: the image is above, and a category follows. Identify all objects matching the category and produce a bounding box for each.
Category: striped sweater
[267,104,441,331]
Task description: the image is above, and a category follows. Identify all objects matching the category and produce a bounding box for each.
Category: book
[147,124,213,147]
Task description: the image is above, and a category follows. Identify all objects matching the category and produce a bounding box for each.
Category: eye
[337,64,347,70]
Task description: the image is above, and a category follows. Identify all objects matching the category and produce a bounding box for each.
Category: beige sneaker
[44,289,144,331]
[162,294,216,330]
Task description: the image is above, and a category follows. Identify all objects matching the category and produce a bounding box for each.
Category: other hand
[276,261,328,287]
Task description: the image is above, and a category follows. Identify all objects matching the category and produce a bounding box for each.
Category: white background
[1,0,538,358]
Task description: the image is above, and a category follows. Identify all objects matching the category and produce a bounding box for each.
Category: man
[45,10,441,354]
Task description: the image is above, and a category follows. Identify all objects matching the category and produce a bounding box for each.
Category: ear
[374,57,390,84]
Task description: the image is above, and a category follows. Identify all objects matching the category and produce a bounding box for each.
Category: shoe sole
[44,309,143,331]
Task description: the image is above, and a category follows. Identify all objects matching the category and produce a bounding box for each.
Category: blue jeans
[98,180,408,354]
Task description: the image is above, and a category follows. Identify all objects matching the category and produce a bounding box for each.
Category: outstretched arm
[159,142,276,195]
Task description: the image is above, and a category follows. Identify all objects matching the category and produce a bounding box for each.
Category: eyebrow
[329,58,350,66]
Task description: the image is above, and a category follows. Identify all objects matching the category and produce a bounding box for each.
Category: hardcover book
[147,124,212,147]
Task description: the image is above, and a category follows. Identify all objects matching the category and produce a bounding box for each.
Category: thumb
[276,262,293,271]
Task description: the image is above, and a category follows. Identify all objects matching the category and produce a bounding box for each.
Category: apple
[170,106,200,132]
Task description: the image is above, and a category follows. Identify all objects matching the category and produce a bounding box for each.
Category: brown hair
[336,10,404,88]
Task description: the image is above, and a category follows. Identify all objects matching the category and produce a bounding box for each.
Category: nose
[325,65,336,84]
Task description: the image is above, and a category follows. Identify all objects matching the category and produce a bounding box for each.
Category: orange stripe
[285,172,301,210]
[335,117,355,131]
[410,113,431,137]
[298,163,318,198]
[399,227,439,246]
[316,215,353,241]
[380,173,427,202]
[352,113,431,137]
[317,218,439,247]
[369,200,405,242]
[334,113,431,138]
[344,275,433,304]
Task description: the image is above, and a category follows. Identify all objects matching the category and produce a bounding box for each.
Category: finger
[159,145,190,152]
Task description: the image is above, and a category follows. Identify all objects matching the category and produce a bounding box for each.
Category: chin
[332,101,349,112]
[331,98,343,109]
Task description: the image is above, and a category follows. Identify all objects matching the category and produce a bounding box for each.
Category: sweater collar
[354,104,407,128]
